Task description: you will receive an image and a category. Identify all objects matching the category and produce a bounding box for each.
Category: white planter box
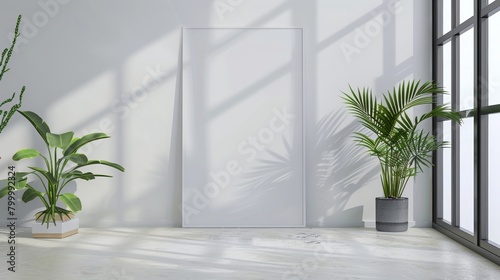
[32,218,79,238]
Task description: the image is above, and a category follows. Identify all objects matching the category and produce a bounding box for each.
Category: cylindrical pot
[376,197,408,232]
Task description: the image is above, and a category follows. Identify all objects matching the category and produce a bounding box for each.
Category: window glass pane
[442,0,452,35]
[488,114,500,247]
[460,28,474,111]
[443,42,452,105]
[460,0,474,24]
[489,14,500,105]
[459,117,474,234]
[440,41,453,224]
[442,120,452,223]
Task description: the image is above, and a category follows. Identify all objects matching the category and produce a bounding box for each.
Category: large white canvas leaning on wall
[182,28,304,227]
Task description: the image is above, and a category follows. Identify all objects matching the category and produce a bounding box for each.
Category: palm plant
[342,80,462,198]
[0,110,124,225]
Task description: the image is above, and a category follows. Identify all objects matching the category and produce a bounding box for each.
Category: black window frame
[432,0,500,265]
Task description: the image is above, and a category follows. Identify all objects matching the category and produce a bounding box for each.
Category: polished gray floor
[1,227,499,279]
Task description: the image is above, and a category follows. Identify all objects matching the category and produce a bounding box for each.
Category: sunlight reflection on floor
[0,227,499,280]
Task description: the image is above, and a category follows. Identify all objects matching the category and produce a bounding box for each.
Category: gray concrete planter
[376,197,408,232]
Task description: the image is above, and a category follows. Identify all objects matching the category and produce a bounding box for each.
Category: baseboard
[71,220,184,228]
[364,220,417,228]
[305,221,366,228]
[0,219,181,228]
[2,220,420,228]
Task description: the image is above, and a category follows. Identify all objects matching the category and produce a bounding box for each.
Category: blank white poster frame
[182,28,305,227]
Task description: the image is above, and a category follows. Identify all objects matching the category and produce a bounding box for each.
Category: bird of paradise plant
[0,111,125,226]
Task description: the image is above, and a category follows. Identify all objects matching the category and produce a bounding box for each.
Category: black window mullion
[452,0,460,227]
[452,32,460,228]
[481,104,500,114]
[480,113,488,242]
[453,0,458,29]
[433,0,442,223]
[475,0,482,246]
[482,0,500,17]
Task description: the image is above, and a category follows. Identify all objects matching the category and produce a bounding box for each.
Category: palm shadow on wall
[231,108,379,227]
[238,137,296,193]
[231,136,300,217]
[312,109,379,227]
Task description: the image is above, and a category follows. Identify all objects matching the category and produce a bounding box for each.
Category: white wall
[0,0,432,227]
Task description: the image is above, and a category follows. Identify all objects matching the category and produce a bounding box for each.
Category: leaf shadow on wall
[233,136,300,218]
[227,108,379,227]
[312,109,379,227]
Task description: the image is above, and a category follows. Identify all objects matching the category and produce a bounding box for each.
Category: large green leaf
[15,172,30,180]
[0,176,28,195]
[62,170,82,178]
[24,184,49,209]
[21,188,40,203]
[17,111,51,145]
[92,174,113,178]
[0,186,9,199]
[71,172,96,181]
[0,177,28,198]
[12,148,41,161]
[60,193,82,212]
[63,133,109,156]
[62,154,88,165]
[15,178,28,190]
[47,132,74,149]
[75,160,125,172]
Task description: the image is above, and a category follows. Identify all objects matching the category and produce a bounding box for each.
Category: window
[433,0,500,264]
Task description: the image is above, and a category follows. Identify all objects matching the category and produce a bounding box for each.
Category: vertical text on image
[6,166,17,273]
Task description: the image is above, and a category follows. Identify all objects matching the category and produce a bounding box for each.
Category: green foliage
[0,15,26,135]
[343,80,462,198]
[0,111,125,226]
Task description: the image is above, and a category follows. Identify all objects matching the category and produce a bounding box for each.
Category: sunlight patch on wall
[317,0,383,43]
[123,32,178,92]
[210,0,289,25]
[395,0,414,67]
[46,70,117,133]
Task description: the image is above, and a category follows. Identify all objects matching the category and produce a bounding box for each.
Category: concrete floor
[0,227,499,279]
